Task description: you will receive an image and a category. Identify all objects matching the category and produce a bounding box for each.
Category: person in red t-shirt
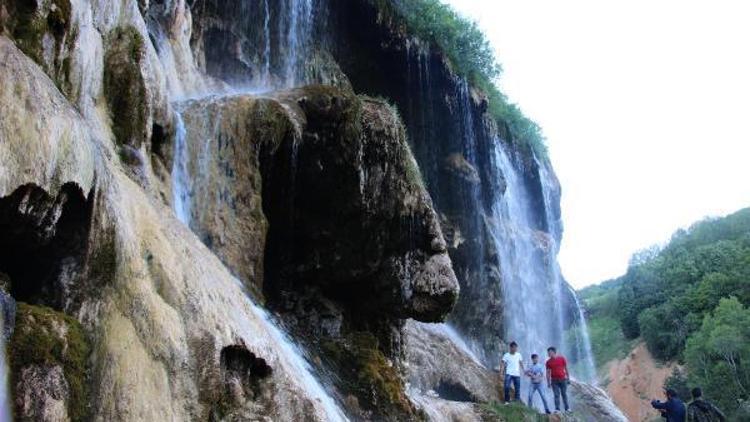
[545,346,571,413]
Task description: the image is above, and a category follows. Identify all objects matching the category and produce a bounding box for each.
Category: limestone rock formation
[0,0,618,420]
[173,84,459,419]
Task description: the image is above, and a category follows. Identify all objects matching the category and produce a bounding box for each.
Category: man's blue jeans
[528,382,550,412]
[504,374,521,402]
[551,379,570,411]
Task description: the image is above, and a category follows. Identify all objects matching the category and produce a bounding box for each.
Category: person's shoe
[545,410,551,415]
[504,402,510,406]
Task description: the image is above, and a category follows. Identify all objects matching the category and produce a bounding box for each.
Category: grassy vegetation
[372,0,548,158]
[481,402,547,421]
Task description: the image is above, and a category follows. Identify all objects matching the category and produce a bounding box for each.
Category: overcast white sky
[445,0,750,288]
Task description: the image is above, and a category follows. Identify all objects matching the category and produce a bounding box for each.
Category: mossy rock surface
[8,302,90,421]
[2,0,76,95]
[322,331,419,421]
[104,25,148,148]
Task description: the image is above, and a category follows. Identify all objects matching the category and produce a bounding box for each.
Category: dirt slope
[605,343,678,422]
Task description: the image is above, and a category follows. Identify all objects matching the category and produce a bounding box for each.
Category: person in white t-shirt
[500,341,524,404]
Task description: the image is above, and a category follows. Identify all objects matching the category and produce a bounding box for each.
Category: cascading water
[246,295,348,422]
[568,288,598,383]
[0,293,14,422]
[450,79,597,408]
[0,325,10,422]
[262,0,272,83]
[537,157,597,383]
[280,0,314,87]
[171,109,191,226]
[489,139,561,359]
[159,2,349,419]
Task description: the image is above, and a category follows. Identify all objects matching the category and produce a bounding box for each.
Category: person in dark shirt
[687,388,726,422]
[652,388,687,422]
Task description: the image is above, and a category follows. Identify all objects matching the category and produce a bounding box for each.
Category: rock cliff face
[323,0,584,363]
[0,0,617,420]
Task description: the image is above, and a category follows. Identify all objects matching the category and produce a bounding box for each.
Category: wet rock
[568,380,629,422]
[0,0,76,96]
[15,365,70,422]
[0,36,95,197]
[404,320,499,404]
[263,89,459,323]
[444,153,481,185]
[0,287,16,340]
[104,26,149,148]
[1,32,347,421]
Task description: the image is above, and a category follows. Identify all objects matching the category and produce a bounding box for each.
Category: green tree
[664,368,690,400]
[685,297,750,418]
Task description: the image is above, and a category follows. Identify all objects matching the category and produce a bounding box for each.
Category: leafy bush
[378,0,548,158]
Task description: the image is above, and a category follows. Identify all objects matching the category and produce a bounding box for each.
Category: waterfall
[0,293,14,422]
[489,140,560,360]
[445,84,599,408]
[171,109,191,226]
[537,157,597,383]
[170,101,349,419]
[0,324,10,422]
[569,289,598,384]
[262,0,272,84]
[247,298,348,422]
[281,0,314,87]
[487,140,597,386]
